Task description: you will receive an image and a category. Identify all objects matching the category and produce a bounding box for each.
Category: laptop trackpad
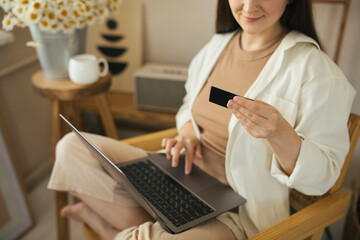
[149,154,223,193]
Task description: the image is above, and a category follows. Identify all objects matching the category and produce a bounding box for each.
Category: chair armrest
[120,128,178,151]
[250,189,351,240]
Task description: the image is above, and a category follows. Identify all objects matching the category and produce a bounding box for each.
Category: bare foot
[60,202,87,222]
[61,202,118,240]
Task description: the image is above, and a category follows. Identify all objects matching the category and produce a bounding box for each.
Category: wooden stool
[31,70,118,240]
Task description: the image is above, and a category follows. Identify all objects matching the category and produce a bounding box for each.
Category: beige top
[192,31,285,185]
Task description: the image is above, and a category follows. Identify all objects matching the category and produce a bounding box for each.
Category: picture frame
[0,113,33,239]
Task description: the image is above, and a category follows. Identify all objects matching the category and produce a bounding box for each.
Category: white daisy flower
[65,16,77,29]
[25,5,41,24]
[43,9,57,25]
[18,0,30,7]
[51,0,64,4]
[107,1,119,12]
[12,4,27,21]
[85,3,93,13]
[30,0,42,9]
[48,22,60,33]
[108,0,122,12]
[56,5,70,20]
[60,22,75,34]
[85,13,96,25]
[84,1,95,7]
[1,0,123,33]
[73,1,86,14]
[71,8,81,19]
[16,19,26,27]
[2,14,17,31]
[38,15,51,32]
[96,5,109,18]
[0,0,14,12]
[75,17,86,29]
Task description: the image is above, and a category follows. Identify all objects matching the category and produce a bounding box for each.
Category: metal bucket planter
[29,25,86,79]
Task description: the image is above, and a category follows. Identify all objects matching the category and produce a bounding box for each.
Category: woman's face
[228,0,288,36]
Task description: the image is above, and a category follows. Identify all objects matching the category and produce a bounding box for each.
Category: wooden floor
[20,175,85,240]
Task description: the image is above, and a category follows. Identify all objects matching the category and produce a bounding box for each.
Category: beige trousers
[48,132,237,240]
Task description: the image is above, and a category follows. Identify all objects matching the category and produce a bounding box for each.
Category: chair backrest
[312,0,351,64]
[330,113,360,193]
[290,0,353,211]
[290,113,360,211]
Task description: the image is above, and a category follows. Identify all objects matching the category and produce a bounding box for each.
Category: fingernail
[185,168,190,175]
[172,161,176,167]
[234,96,241,102]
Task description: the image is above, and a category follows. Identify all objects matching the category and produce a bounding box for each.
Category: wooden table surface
[31,70,112,101]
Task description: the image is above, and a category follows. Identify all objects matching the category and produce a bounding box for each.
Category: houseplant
[1,0,122,34]
[0,0,123,79]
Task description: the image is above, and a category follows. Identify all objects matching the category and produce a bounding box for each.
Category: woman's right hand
[161,122,202,175]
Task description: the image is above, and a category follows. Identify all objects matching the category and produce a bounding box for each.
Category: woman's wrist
[266,119,301,175]
[179,121,197,139]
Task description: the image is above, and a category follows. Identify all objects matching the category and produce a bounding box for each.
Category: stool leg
[95,93,118,139]
[52,101,69,240]
[55,192,69,240]
[62,101,83,131]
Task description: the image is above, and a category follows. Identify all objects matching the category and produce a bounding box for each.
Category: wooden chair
[83,113,360,240]
[81,1,353,239]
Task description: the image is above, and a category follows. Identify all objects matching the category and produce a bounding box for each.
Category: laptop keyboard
[120,159,214,227]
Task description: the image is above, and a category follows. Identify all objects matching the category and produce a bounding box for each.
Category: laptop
[59,114,246,234]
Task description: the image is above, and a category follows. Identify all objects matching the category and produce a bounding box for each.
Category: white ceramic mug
[68,54,109,84]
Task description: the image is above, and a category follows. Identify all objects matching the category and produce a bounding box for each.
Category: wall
[0,1,359,191]
[0,10,52,190]
[142,0,217,65]
[313,1,360,188]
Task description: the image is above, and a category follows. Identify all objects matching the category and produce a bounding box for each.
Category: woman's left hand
[227,96,301,176]
[227,96,302,175]
[227,96,285,139]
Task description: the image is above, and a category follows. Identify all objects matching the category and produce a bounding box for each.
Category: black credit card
[209,86,252,108]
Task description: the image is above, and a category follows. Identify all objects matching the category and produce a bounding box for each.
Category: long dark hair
[216,0,321,47]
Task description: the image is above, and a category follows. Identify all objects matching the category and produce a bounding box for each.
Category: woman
[48,0,355,239]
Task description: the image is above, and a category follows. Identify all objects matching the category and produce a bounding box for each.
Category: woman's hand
[227,96,301,175]
[227,96,284,139]
[161,121,202,175]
